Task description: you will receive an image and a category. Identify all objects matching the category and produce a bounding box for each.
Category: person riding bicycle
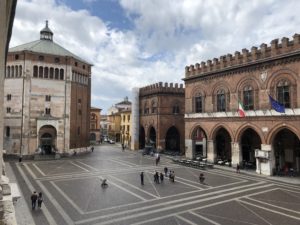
[101,179,108,187]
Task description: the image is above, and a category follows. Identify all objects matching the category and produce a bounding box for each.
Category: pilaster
[231,142,242,167]
[207,140,216,163]
[185,139,193,159]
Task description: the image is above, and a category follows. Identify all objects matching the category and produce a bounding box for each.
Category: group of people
[30,191,43,210]
[140,167,175,185]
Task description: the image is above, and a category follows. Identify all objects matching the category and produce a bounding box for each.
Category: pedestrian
[122,143,125,151]
[236,163,240,173]
[199,173,205,184]
[140,172,144,185]
[37,192,43,209]
[160,172,164,182]
[91,146,94,152]
[31,191,38,210]
[164,167,168,176]
[155,171,160,184]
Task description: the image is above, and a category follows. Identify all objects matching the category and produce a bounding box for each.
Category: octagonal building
[4,21,92,156]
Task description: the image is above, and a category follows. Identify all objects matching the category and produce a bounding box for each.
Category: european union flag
[269,95,285,113]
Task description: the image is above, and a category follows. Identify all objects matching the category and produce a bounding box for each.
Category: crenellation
[140,82,185,96]
[185,34,300,78]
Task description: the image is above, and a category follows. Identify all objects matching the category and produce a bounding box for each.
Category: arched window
[277,80,290,108]
[44,67,49,78]
[5,126,10,137]
[11,66,14,78]
[49,68,54,79]
[33,66,38,77]
[173,104,180,114]
[19,65,22,77]
[144,102,149,114]
[55,68,59,79]
[151,101,157,113]
[15,66,18,77]
[6,66,10,78]
[39,66,43,78]
[60,69,64,80]
[217,89,226,112]
[194,93,203,113]
[243,85,254,110]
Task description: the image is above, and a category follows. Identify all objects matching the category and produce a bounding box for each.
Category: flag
[268,95,285,113]
[238,101,245,117]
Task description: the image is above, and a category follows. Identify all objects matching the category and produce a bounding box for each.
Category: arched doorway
[215,128,232,162]
[240,128,261,169]
[165,126,180,153]
[273,128,300,173]
[139,126,145,149]
[90,133,96,141]
[39,125,57,155]
[149,127,156,148]
[192,127,207,158]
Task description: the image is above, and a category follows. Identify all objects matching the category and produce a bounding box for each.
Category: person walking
[236,163,240,173]
[91,146,94,152]
[155,171,160,184]
[160,172,164,182]
[140,172,144,185]
[164,167,168,176]
[37,192,43,209]
[31,191,38,210]
[199,173,205,184]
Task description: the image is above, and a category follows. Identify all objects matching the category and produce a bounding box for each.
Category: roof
[9,39,91,65]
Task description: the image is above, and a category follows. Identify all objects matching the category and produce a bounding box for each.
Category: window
[151,101,157,113]
[173,104,180,114]
[7,94,12,101]
[39,55,44,61]
[277,80,290,108]
[54,57,60,63]
[44,67,49,78]
[5,126,10,137]
[144,103,149,114]
[60,69,64,80]
[217,89,226,112]
[78,109,82,115]
[127,115,130,122]
[50,68,54,79]
[127,125,130,132]
[243,86,254,110]
[78,99,81,104]
[33,66,38,77]
[19,65,22,77]
[45,95,51,101]
[83,65,86,69]
[75,62,78,67]
[15,54,19,60]
[7,107,11,113]
[77,126,81,135]
[45,108,51,115]
[194,93,203,113]
[39,66,43,78]
[6,66,10,77]
[55,68,59,79]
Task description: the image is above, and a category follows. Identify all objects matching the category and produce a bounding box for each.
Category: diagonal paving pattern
[10,144,300,225]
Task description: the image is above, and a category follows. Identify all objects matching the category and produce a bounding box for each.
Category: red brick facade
[184,35,300,175]
[139,82,185,154]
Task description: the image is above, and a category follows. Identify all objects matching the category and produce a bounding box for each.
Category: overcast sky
[10,0,300,113]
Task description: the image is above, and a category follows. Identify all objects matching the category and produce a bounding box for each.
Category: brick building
[184,34,300,175]
[137,82,185,154]
[4,21,92,156]
[90,107,101,144]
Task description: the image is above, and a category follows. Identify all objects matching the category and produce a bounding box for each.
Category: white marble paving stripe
[16,164,56,225]
[237,199,300,221]
[189,211,221,225]
[23,163,37,179]
[105,176,147,201]
[32,163,46,176]
[109,158,136,167]
[244,196,300,215]
[144,172,161,197]
[75,160,99,171]
[50,180,84,214]
[109,175,159,199]
[70,161,90,172]
[174,176,207,189]
[75,183,272,224]
[175,215,199,225]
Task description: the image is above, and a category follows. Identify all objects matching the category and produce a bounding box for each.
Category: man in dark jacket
[31,191,38,210]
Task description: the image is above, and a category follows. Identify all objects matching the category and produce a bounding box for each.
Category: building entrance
[165,126,180,153]
[241,128,261,169]
[39,125,57,155]
[139,126,145,149]
[215,128,232,162]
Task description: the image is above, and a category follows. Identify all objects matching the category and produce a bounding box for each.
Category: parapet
[139,82,185,97]
[185,33,300,78]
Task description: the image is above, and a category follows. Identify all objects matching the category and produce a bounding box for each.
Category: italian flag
[238,101,246,117]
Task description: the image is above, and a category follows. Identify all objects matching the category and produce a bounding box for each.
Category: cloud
[11,0,300,113]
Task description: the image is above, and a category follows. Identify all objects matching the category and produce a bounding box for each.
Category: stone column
[207,140,216,163]
[203,138,207,157]
[185,139,193,159]
[256,144,273,175]
[231,142,241,167]
[130,88,139,150]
